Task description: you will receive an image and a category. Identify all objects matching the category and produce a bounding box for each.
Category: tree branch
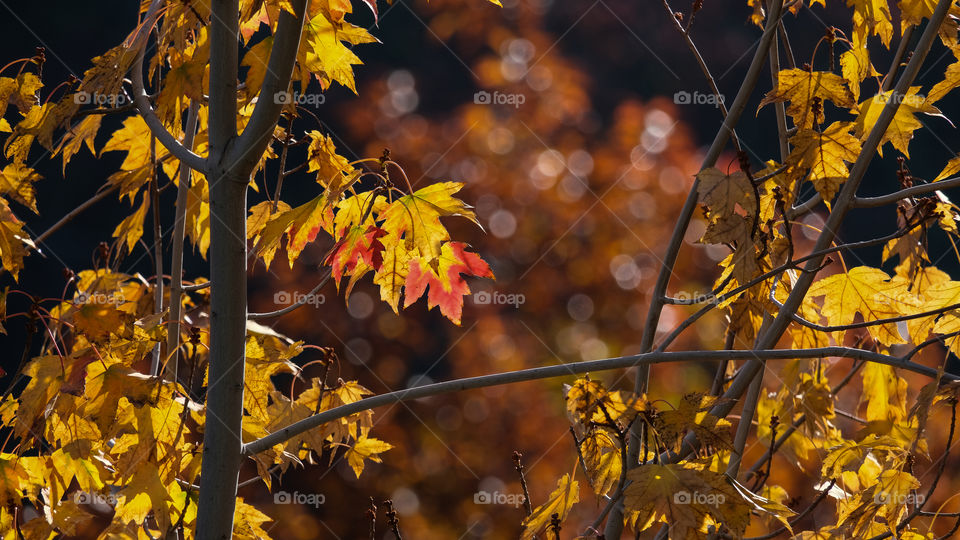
[165,101,200,382]
[853,176,960,207]
[247,270,331,321]
[241,346,956,457]
[130,2,206,173]
[228,0,309,175]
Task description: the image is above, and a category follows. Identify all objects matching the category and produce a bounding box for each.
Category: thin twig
[34,184,119,244]
[513,451,535,516]
[165,101,200,381]
[247,270,331,321]
[853,176,960,207]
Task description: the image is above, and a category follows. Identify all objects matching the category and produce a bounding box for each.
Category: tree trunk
[196,0,245,538]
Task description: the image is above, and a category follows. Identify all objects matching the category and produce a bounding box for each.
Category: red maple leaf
[325,226,387,284]
[404,242,494,325]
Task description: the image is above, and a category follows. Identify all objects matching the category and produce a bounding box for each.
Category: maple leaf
[372,238,415,313]
[860,363,908,422]
[344,435,393,477]
[77,44,138,104]
[82,363,155,434]
[101,115,169,172]
[0,454,29,506]
[403,241,494,325]
[899,0,939,31]
[233,498,274,540]
[305,130,355,187]
[115,463,173,526]
[325,225,387,286]
[624,463,748,538]
[253,193,333,268]
[241,36,273,104]
[841,43,879,101]
[653,393,732,453]
[0,73,42,119]
[808,266,916,346]
[4,98,80,165]
[760,69,855,128]
[579,429,622,496]
[56,115,102,174]
[296,12,369,92]
[380,182,480,261]
[0,163,41,214]
[934,154,960,181]
[50,442,106,497]
[926,50,960,104]
[112,193,150,254]
[853,87,945,157]
[521,473,579,540]
[696,168,757,218]
[787,122,861,203]
[849,0,894,46]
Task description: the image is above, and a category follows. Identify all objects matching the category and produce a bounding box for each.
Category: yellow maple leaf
[0,163,41,214]
[115,462,172,526]
[853,87,944,157]
[787,122,861,204]
[933,153,960,181]
[380,182,480,261]
[112,193,150,254]
[926,48,960,103]
[840,43,878,101]
[850,0,894,47]
[760,69,855,128]
[624,463,749,538]
[860,363,908,422]
[241,36,273,104]
[56,115,102,174]
[521,473,579,540]
[344,435,393,477]
[808,266,916,346]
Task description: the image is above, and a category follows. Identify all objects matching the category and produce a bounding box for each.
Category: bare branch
[34,184,119,244]
[247,271,331,321]
[229,0,309,175]
[853,176,960,207]
[241,346,956,457]
[165,101,200,381]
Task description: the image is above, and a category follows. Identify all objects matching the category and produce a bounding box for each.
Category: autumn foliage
[3,0,960,538]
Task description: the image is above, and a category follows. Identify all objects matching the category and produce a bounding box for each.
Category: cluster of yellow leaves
[0,266,394,538]
[555,379,793,538]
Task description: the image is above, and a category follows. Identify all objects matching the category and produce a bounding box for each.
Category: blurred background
[3,0,960,537]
